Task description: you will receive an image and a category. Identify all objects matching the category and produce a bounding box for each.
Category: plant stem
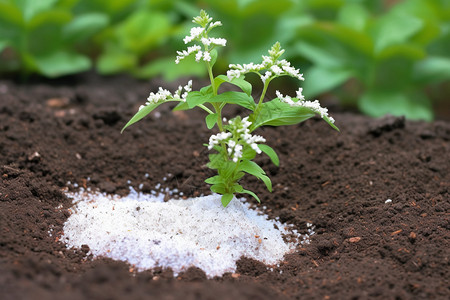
[206,61,225,132]
[207,61,216,96]
[251,78,271,131]
[206,60,227,160]
[198,104,214,114]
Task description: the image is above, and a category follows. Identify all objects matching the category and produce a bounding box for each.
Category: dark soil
[1,74,449,299]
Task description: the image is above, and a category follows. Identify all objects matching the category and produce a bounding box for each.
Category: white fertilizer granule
[61,190,302,278]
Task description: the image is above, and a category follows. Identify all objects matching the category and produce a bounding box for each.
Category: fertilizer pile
[61,188,310,278]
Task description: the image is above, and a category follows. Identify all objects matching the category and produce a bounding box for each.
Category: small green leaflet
[251,99,339,131]
[240,189,261,203]
[221,193,234,207]
[187,91,255,111]
[205,113,218,129]
[214,75,252,96]
[121,100,184,132]
[209,49,218,67]
[258,144,279,166]
[205,175,223,185]
[210,183,226,194]
[237,160,272,192]
[173,101,190,111]
[251,99,315,129]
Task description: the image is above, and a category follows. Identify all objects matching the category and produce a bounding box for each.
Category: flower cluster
[175,11,227,65]
[139,80,192,111]
[227,42,304,84]
[275,89,335,123]
[208,117,266,163]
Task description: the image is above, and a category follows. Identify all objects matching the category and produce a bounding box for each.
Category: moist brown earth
[0,74,449,299]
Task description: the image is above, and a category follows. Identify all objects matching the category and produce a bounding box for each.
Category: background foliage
[0,0,449,120]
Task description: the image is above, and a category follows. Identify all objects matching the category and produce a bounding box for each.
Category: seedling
[122,10,338,207]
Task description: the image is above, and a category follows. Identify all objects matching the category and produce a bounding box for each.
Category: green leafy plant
[291,0,450,121]
[122,10,337,207]
[0,0,108,77]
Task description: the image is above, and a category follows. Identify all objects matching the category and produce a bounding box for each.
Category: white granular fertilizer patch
[61,190,301,278]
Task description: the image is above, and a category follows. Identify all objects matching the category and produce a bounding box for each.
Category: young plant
[122,10,338,207]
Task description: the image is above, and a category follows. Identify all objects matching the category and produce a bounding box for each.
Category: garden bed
[1,74,449,299]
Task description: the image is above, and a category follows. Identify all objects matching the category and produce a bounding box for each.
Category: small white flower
[142,80,193,108]
[203,51,211,62]
[270,65,282,75]
[195,50,204,62]
[210,38,227,47]
[296,87,305,101]
[184,80,193,93]
[201,37,211,46]
[227,69,243,81]
[209,21,222,29]
[184,27,205,44]
[208,132,232,150]
[226,42,305,82]
[276,90,295,106]
[261,71,272,84]
[178,12,227,65]
[233,144,243,162]
[282,65,304,81]
[175,45,202,64]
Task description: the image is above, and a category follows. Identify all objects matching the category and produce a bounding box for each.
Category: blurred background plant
[0,0,449,120]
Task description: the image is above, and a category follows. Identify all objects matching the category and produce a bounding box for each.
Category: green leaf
[240,189,261,203]
[200,85,213,96]
[214,75,252,96]
[371,10,423,54]
[221,193,234,207]
[173,101,190,111]
[34,51,90,77]
[205,175,224,185]
[187,91,211,108]
[258,144,279,166]
[241,147,256,161]
[302,66,354,98]
[294,41,343,68]
[232,172,245,182]
[338,3,369,32]
[237,160,272,192]
[413,56,450,84]
[0,2,22,27]
[188,91,255,111]
[231,184,243,193]
[210,183,226,194]
[218,161,238,180]
[251,99,315,129]
[359,90,433,121]
[376,44,425,60]
[206,113,218,129]
[207,153,223,169]
[63,13,109,43]
[121,102,162,133]
[18,0,59,23]
[210,48,218,67]
[116,10,171,55]
[97,50,137,74]
[27,9,72,30]
[252,98,339,131]
[0,40,8,52]
[209,92,256,110]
